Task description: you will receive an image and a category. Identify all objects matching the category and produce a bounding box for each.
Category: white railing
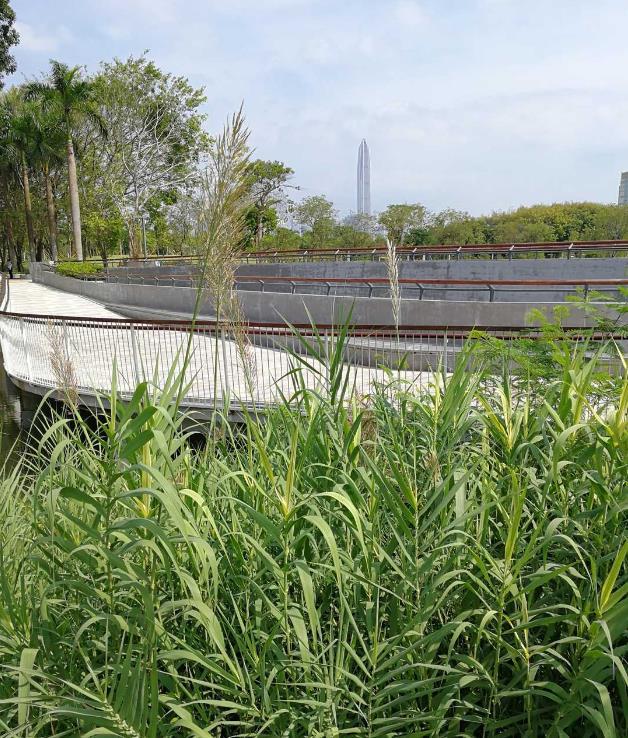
[0,297,623,413]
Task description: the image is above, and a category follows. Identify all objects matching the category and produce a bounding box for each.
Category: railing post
[568,243,574,259]
[20,317,33,382]
[129,324,142,385]
[488,284,495,302]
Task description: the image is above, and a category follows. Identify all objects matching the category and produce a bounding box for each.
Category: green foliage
[83,211,126,260]
[0,0,18,86]
[243,159,294,250]
[378,202,427,247]
[295,194,337,248]
[260,225,303,251]
[56,259,103,278]
[428,202,628,245]
[0,336,625,736]
[242,204,278,249]
[26,59,105,138]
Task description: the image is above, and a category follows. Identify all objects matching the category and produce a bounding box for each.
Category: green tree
[2,92,39,261]
[592,204,628,240]
[243,205,277,250]
[332,223,376,250]
[94,54,207,258]
[260,226,302,251]
[83,210,125,265]
[26,60,106,261]
[378,203,426,248]
[27,108,65,262]
[428,208,486,244]
[0,1,18,88]
[244,159,294,248]
[295,195,336,249]
[0,110,23,270]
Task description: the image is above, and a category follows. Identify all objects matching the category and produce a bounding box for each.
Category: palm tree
[0,95,20,269]
[1,92,38,262]
[26,61,105,261]
[29,110,65,262]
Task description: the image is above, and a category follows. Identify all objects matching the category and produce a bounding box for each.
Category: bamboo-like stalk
[0,297,626,737]
[385,236,401,331]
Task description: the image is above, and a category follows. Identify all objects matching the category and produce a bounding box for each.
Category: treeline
[2,52,628,269]
[0,54,209,270]
[416,202,628,246]
[259,200,628,252]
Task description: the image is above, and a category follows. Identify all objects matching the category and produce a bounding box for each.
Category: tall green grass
[0,335,625,737]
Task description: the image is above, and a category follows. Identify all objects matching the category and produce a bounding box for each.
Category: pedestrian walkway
[4,279,121,319]
[0,278,430,414]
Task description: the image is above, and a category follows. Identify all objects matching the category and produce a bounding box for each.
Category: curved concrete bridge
[0,279,439,419]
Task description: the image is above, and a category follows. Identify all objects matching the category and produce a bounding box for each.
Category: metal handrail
[71,271,628,303]
[0,309,624,340]
[51,238,628,269]
[1,306,623,414]
[90,273,628,288]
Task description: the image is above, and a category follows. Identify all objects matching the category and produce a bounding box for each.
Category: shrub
[56,260,104,279]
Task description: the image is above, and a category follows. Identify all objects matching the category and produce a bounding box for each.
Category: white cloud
[394,0,427,27]
[96,0,180,24]
[9,0,628,213]
[15,21,72,53]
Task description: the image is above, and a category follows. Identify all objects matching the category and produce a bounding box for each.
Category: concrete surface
[33,267,626,328]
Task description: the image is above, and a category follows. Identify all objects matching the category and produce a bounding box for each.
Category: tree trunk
[6,216,16,269]
[255,213,263,249]
[21,155,36,263]
[43,162,58,263]
[15,238,23,273]
[66,135,83,260]
[128,219,141,260]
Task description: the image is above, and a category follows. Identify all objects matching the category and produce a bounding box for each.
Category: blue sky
[7,0,628,216]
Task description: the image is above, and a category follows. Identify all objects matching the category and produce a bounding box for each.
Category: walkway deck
[4,279,121,319]
[0,280,434,415]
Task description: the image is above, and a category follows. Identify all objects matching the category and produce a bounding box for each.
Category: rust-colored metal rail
[53,238,628,268]
[84,270,628,302]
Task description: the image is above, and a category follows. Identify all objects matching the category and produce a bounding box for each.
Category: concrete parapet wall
[236,256,628,281]
[33,269,625,328]
[102,256,628,282]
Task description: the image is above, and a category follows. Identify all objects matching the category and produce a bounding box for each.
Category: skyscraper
[619,172,628,205]
[357,139,371,215]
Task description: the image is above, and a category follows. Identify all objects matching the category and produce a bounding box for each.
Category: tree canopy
[0,0,18,88]
[0,46,627,267]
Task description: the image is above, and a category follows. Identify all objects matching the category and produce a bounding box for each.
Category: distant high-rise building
[357,139,371,215]
[619,172,628,205]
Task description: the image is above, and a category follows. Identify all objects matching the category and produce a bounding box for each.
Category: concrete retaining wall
[33,268,625,328]
[105,256,628,281]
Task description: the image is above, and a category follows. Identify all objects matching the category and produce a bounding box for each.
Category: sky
[7,0,628,217]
